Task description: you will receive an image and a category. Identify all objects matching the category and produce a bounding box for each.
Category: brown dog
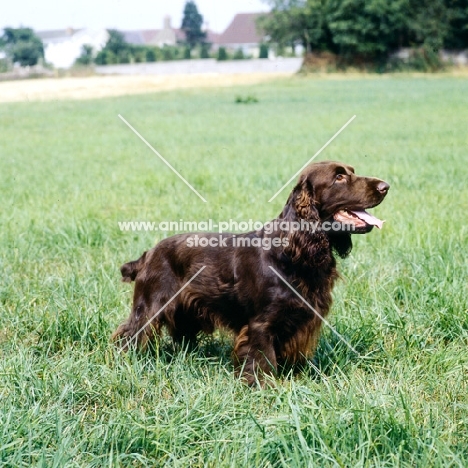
[112,161,389,385]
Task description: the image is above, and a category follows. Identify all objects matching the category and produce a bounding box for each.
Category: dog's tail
[120,251,147,283]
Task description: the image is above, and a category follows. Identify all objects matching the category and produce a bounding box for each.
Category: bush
[95,50,118,65]
[259,43,269,59]
[107,51,118,64]
[162,46,174,61]
[97,49,130,65]
[200,43,210,59]
[75,44,94,66]
[146,48,157,62]
[235,95,259,104]
[0,58,9,73]
[217,47,228,61]
[132,49,146,63]
[118,50,131,64]
[95,50,104,65]
[183,46,191,59]
[94,39,186,65]
[387,46,445,73]
[233,48,245,60]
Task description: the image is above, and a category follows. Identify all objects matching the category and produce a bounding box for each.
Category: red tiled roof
[119,25,219,46]
[141,30,160,43]
[218,13,265,45]
[174,29,186,42]
[205,29,221,45]
[118,28,185,45]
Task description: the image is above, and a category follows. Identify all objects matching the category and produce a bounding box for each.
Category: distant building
[120,16,184,47]
[151,16,186,46]
[118,30,145,46]
[118,13,271,58]
[204,28,221,48]
[217,13,265,56]
[35,11,284,69]
[119,16,219,48]
[37,28,109,68]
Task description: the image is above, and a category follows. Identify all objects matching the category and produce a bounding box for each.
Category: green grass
[0,75,467,467]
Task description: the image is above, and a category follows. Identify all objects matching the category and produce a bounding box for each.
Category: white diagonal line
[121,266,206,351]
[118,114,207,203]
[268,115,356,203]
[268,266,360,356]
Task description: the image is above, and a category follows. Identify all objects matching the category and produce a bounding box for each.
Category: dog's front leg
[233,322,277,386]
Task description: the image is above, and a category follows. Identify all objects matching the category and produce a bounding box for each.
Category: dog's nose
[377,181,390,194]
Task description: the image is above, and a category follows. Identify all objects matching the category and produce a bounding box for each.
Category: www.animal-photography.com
[1,1,467,466]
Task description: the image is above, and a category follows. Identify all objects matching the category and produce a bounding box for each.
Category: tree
[258,0,317,53]
[146,48,157,62]
[405,0,448,51]
[1,27,44,66]
[75,44,94,65]
[96,30,132,64]
[181,1,206,49]
[105,30,128,57]
[261,0,468,66]
[444,0,468,49]
[325,0,411,59]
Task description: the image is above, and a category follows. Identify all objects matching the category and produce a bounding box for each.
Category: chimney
[163,15,171,30]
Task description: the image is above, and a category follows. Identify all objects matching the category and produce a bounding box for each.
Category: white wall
[44,29,109,68]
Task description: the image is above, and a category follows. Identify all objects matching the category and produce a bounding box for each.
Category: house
[37,28,109,68]
[118,13,268,57]
[120,16,219,49]
[149,16,186,46]
[120,16,185,47]
[217,13,266,57]
[119,30,146,45]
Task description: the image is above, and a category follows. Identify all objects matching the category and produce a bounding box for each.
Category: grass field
[0,75,467,467]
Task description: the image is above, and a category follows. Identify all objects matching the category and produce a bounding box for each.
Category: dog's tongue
[349,210,385,229]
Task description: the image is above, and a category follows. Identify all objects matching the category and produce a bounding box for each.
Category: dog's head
[285,160,389,233]
[279,161,389,260]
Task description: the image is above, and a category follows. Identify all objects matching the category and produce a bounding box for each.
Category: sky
[2,0,270,33]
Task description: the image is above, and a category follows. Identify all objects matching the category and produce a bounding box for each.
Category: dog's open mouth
[333,209,384,233]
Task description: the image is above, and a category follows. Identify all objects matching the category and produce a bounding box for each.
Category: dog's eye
[335,174,346,182]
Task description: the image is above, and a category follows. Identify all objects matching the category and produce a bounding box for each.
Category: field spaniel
[112,161,389,385]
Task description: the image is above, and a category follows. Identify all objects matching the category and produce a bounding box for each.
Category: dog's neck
[327,232,353,258]
[269,212,353,266]
[274,187,353,265]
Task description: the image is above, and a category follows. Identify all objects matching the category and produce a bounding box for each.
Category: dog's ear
[279,174,331,266]
[120,251,147,283]
[279,174,319,221]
